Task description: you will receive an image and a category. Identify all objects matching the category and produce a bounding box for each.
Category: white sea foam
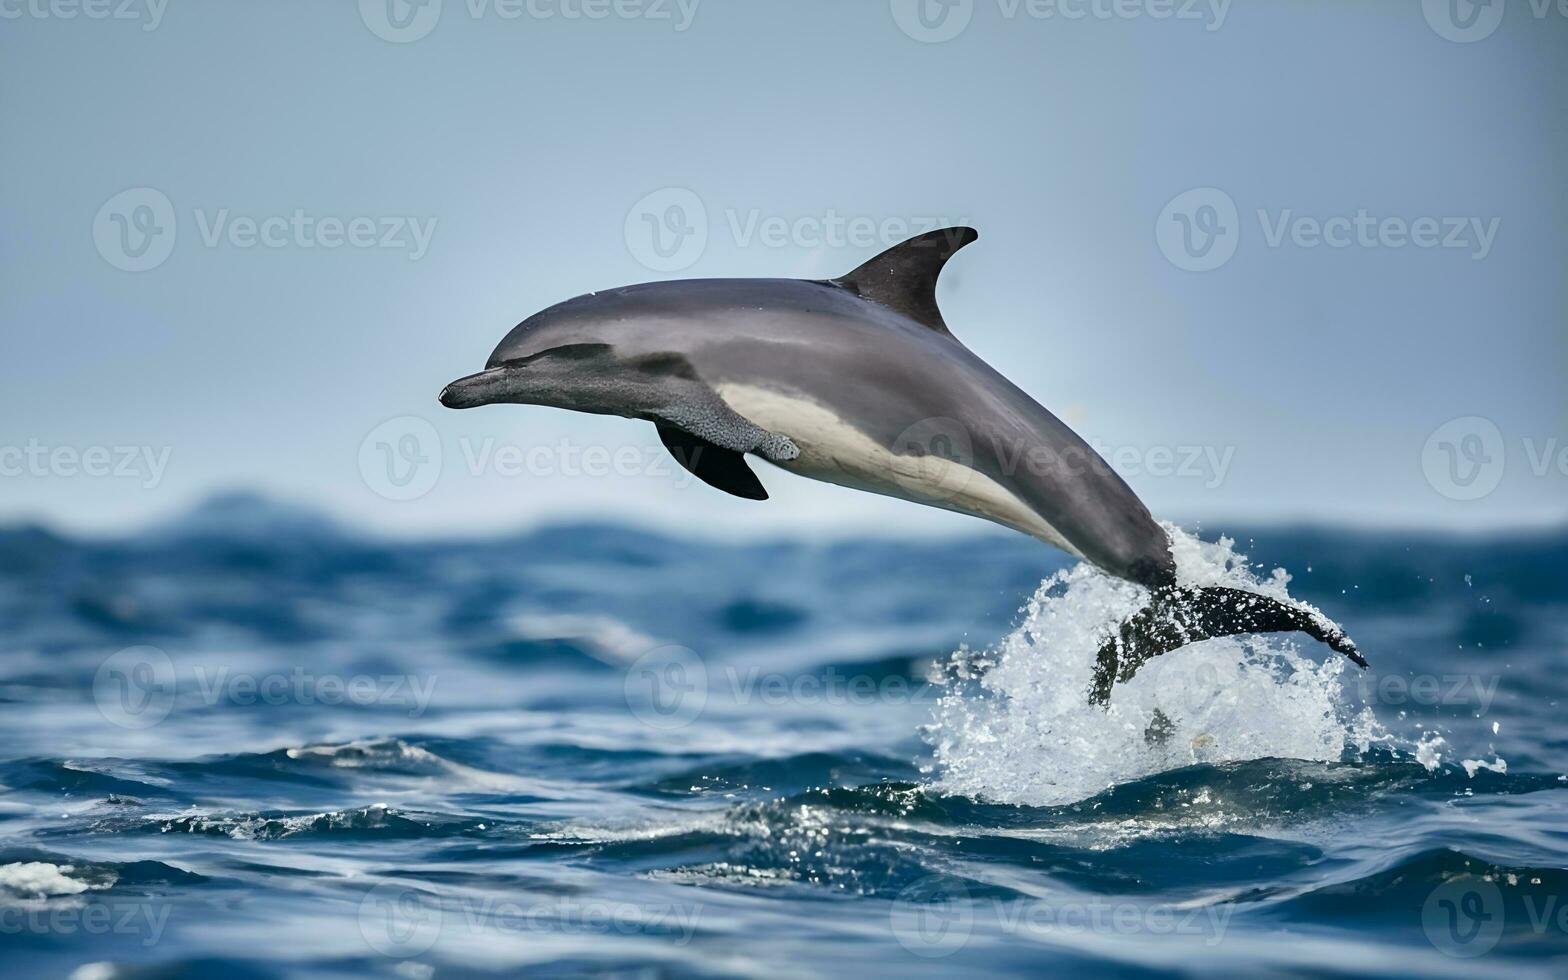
[0,861,110,909]
[1461,756,1507,778]
[926,526,1391,806]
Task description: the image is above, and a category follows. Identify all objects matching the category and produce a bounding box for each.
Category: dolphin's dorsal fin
[829,227,977,336]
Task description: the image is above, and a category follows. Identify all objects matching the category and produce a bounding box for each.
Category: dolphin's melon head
[484,291,625,368]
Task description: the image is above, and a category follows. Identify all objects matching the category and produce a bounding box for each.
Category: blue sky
[2,0,1563,538]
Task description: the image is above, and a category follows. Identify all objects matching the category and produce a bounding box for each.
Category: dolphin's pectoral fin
[649,388,798,499]
[1088,586,1367,705]
[828,226,978,336]
[656,425,769,501]
[649,390,800,465]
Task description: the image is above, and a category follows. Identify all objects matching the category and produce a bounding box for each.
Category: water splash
[926,526,1388,806]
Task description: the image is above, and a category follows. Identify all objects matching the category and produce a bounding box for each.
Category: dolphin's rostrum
[440,228,1365,702]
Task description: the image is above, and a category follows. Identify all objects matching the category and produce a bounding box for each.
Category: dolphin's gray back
[548,277,1174,586]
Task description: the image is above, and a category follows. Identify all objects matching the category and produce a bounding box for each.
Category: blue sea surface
[1,494,1566,978]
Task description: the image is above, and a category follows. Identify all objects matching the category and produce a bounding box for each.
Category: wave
[124,803,488,842]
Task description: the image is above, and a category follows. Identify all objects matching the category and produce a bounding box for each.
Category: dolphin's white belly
[714,382,1082,556]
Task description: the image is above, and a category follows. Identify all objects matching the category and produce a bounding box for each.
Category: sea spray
[926,525,1387,805]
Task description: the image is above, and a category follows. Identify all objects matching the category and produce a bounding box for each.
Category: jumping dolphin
[439,228,1365,702]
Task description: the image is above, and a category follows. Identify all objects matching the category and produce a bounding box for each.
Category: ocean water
[2,493,1566,978]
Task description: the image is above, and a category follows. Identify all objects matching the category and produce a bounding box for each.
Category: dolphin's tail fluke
[1088,586,1366,705]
